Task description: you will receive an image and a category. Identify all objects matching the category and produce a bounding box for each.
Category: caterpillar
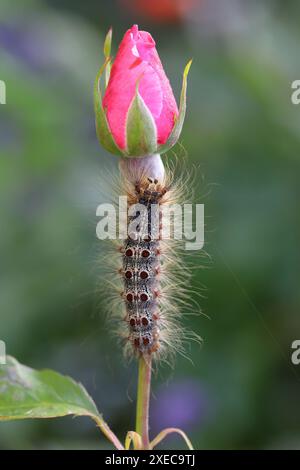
[123,175,168,356]
[97,154,202,364]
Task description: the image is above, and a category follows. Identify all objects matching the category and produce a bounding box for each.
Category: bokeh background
[1,0,300,450]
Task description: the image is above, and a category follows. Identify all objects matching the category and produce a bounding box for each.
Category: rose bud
[94,24,191,158]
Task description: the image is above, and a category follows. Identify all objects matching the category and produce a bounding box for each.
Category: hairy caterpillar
[98,154,202,364]
[122,176,166,356]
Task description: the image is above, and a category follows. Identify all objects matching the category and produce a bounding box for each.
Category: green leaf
[0,356,124,449]
[0,356,98,419]
[125,88,158,157]
[158,59,192,154]
[94,59,123,156]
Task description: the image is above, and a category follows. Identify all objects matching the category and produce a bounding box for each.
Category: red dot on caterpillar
[140,293,149,302]
[140,270,149,279]
[141,317,149,326]
[125,270,133,279]
[126,293,134,302]
[141,249,150,258]
[129,318,136,327]
[143,337,150,346]
[125,248,134,257]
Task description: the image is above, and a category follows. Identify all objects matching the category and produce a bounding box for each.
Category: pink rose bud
[94,25,192,158]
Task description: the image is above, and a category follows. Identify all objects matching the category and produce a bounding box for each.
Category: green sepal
[158,59,192,154]
[125,86,158,157]
[103,27,112,58]
[94,58,123,156]
[103,28,112,86]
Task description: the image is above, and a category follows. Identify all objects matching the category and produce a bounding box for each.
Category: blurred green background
[1,0,300,450]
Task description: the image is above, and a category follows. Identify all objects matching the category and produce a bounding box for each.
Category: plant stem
[136,356,152,449]
[92,415,124,450]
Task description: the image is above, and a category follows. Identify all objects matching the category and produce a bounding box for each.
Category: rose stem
[136,355,152,449]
